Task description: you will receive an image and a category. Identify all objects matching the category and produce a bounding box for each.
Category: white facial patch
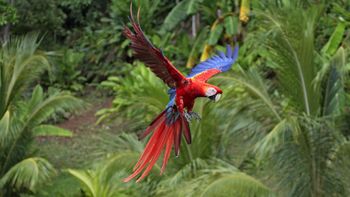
[205,87,217,97]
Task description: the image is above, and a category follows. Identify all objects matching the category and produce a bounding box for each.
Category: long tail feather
[133,122,165,171]
[174,120,182,156]
[138,111,165,140]
[161,129,174,174]
[181,115,191,144]
[123,109,191,182]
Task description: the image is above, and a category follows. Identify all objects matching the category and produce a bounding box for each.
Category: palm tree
[217,2,350,196]
[0,34,83,195]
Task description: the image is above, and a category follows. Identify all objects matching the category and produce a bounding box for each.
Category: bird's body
[174,78,221,112]
[122,4,238,183]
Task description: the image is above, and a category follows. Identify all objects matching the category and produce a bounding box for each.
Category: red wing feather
[123,4,185,88]
[192,69,221,82]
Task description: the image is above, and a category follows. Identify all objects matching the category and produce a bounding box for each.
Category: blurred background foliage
[0,0,350,196]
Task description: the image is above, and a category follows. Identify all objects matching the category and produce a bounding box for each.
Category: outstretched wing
[187,45,239,82]
[123,6,185,88]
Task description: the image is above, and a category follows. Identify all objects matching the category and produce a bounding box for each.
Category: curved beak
[209,94,222,102]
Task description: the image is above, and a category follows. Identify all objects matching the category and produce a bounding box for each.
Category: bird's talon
[184,112,192,122]
[190,112,202,120]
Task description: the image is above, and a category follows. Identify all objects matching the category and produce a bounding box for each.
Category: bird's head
[204,85,222,102]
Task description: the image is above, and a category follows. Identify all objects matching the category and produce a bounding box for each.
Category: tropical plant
[216,2,350,196]
[45,48,86,93]
[0,34,83,196]
[67,133,159,197]
[95,1,350,197]
[0,0,17,26]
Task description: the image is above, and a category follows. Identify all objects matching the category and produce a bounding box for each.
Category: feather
[182,116,191,144]
[174,120,182,156]
[123,3,185,88]
[187,44,239,82]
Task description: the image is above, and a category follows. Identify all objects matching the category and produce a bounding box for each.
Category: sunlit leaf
[33,125,73,137]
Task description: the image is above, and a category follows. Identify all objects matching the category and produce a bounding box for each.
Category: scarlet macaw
[123,6,239,183]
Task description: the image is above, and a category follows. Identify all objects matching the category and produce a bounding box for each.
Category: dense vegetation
[0,0,350,196]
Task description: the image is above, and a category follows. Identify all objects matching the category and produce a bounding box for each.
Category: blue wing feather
[166,44,239,107]
[187,44,238,78]
[166,88,176,107]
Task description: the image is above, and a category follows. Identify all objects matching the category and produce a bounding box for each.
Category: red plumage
[122,3,237,182]
[123,109,189,183]
[122,4,185,88]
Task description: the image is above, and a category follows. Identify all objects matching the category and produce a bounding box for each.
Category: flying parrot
[123,5,239,183]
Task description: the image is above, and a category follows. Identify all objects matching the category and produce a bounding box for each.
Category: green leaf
[0,157,56,192]
[161,1,189,32]
[67,169,97,197]
[187,0,202,14]
[254,118,300,160]
[224,16,238,36]
[208,23,224,45]
[161,0,201,32]
[28,86,44,112]
[33,125,73,137]
[200,173,273,197]
[321,21,346,56]
[321,47,346,116]
[0,111,11,146]
[100,81,118,88]
[258,7,320,115]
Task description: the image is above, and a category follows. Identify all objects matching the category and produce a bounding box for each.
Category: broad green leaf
[321,21,346,56]
[224,15,238,36]
[33,125,73,137]
[161,1,190,32]
[208,23,224,45]
[187,0,202,15]
[161,0,201,32]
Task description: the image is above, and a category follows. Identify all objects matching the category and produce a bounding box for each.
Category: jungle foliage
[0,0,350,196]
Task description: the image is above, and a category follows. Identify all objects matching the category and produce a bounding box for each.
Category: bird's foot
[184,111,201,122]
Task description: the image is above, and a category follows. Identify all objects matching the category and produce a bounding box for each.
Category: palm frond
[67,151,149,197]
[158,158,273,197]
[0,157,56,192]
[0,34,50,117]
[319,47,347,117]
[0,110,11,147]
[26,89,84,128]
[254,117,300,161]
[198,173,273,197]
[67,169,97,197]
[257,6,321,115]
[218,67,281,121]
